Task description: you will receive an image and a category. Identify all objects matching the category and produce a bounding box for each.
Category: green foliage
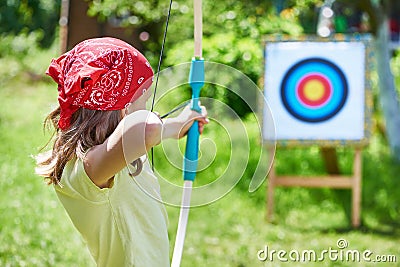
[87,0,169,24]
[87,0,304,117]
[391,52,400,96]
[1,1,400,265]
[0,0,61,48]
[0,33,57,84]
[0,49,400,266]
[287,0,323,33]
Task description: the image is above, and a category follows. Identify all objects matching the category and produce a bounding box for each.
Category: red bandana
[46,37,154,130]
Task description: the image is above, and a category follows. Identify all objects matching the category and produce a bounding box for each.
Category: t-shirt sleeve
[55,157,109,202]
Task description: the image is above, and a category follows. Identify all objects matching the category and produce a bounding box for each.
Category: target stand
[263,35,373,228]
[267,147,362,227]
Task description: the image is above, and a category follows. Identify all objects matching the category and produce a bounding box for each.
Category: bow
[150,0,203,265]
[171,1,204,266]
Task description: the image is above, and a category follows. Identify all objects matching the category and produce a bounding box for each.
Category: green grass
[1,49,400,267]
[0,78,95,266]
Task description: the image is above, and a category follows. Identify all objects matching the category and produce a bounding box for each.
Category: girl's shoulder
[56,156,110,202]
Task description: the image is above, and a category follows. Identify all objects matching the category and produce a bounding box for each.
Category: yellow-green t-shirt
[55,156,170,267]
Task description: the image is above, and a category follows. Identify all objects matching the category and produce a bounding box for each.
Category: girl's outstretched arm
[84,110,162,188]
[84,106,207,188]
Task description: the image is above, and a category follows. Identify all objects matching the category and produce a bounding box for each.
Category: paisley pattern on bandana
[46,37,153,130]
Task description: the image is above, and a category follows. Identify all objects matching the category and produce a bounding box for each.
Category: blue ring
[280,58,348,123]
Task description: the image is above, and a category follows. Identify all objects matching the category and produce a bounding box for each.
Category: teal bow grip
[183,58,204,181]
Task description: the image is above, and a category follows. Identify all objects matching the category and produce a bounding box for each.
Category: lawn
[0,47,399,266]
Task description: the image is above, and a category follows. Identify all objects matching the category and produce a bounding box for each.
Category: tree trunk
[375,16,400,161]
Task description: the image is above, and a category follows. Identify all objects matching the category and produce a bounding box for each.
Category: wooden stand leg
[352,149,362,227]
[265,147,362,227]
[320,147,340,175]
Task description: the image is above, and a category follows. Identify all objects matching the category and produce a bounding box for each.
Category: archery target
[281,58,348,123]
[263,40,366,142]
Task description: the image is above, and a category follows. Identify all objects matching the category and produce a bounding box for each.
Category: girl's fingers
[196,106,208,134]
[197,118,209,134]
[199,124,204,134]
[175,104,208,137]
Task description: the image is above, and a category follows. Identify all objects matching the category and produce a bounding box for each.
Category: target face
[281,58,348,123]
[263,39,369,143]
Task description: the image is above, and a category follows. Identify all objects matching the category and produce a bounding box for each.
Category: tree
[293,0,400,161]
[86,0,400,155]
[335,0,400,161]
[86,0,302,117]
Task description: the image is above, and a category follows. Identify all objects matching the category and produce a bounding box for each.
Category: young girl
[36,37,208,266]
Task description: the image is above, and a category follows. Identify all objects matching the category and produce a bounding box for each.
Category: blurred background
[0,0,399,266]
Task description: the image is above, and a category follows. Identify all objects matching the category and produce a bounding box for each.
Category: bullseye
[280,57,348,123]
[297,74,332,107]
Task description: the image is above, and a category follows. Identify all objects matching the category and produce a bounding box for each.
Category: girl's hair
[36,107,142,185]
